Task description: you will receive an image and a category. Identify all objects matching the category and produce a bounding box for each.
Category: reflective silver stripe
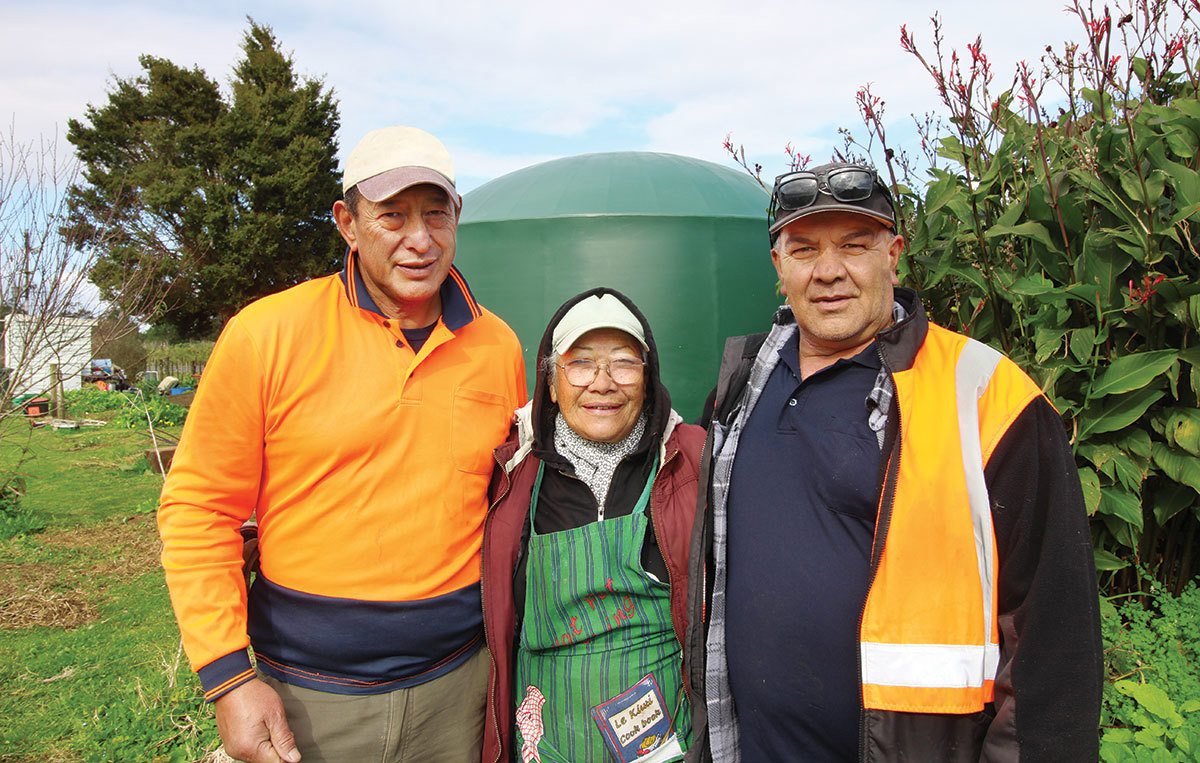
[956,338,1003,682]
[861,642,1001,688]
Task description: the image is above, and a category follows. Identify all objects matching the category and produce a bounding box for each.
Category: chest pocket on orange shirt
[452,387,512,474]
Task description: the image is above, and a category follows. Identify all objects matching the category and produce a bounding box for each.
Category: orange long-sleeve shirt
[159,259,526,700]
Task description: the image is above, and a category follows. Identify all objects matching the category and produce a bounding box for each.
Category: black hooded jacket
[512,287,676,617]
[481,286,708,763]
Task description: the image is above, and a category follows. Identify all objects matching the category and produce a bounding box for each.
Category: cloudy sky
[3,0,1085,193]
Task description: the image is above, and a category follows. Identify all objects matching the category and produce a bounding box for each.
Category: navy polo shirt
[725,333,882,762]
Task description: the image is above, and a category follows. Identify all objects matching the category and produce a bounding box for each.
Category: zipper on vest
[858,354,902,762]
[483,450,515,763]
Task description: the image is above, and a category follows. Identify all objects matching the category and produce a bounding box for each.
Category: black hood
[531,287,670,458]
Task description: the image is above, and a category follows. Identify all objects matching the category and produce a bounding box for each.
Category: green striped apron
[514,460,690,763]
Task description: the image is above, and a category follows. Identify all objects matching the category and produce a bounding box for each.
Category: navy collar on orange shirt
[338,248,482,331]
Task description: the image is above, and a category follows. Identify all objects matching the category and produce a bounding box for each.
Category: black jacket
[685,289,1103,762]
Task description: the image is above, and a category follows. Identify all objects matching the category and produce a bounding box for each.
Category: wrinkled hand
[214,679,301,763]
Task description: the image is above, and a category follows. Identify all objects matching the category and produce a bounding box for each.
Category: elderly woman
[481,287,705,763]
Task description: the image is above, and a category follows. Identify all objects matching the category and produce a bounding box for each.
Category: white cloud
[1,5,244,147]
[3,0,1088,188]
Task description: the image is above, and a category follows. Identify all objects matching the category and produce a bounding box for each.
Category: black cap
[768,162,896,240]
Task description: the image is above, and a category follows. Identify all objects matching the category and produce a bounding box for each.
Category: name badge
[591,674,681,762]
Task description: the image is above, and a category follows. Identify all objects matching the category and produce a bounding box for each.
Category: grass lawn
[3,394,1195,760]
[0,413,224,762]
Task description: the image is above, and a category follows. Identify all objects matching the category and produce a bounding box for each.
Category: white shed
[3,314,98,396]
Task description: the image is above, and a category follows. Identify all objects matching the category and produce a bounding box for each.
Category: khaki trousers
[259,645,489,763]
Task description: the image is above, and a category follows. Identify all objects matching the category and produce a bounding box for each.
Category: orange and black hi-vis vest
[859,322,1044,714]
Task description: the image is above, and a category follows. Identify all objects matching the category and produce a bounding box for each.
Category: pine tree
[67,20,342,338]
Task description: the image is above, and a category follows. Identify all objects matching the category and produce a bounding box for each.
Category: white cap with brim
[552,294,649,356]
[343,126,462,210]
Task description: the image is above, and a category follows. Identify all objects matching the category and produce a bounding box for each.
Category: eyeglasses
[558,358,645,387]
[768,166,893,223]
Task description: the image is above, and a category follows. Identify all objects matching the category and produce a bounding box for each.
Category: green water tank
[455,151,778,420]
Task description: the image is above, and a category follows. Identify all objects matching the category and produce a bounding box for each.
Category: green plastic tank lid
[456,150,777,419]
[460,151,769,223]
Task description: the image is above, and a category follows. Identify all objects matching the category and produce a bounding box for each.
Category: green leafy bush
[1102,585,1200,760]
[725,3,1200,589]
[65,388,135,418]
[113,396,188,429]
[837,1,1200,591]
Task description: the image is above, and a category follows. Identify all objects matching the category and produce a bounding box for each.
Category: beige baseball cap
[342,126,462,209]
[552,294,649,355]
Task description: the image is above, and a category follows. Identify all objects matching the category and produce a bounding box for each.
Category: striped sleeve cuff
[198,649,256,702]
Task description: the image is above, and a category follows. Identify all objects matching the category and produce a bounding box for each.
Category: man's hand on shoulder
[214,678,301,763]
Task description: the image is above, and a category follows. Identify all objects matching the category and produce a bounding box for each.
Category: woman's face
[550,328,647,443]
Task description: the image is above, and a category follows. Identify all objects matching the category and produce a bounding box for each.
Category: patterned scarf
[553,411,647,520]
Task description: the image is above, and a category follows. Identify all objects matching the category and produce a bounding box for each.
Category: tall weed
[0,475,44,539]
[1102,584,1200,760]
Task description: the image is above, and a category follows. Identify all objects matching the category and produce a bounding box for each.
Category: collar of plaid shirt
[865,301,909,448]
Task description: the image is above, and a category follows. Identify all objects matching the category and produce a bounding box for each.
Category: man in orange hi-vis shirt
[159,126,526,762]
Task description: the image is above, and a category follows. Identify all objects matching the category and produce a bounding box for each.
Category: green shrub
[726,5,1200,590]
[65,388,135,418]
[835,2,1200,591]
[1102,585,1200,760]
[113,396,188,429]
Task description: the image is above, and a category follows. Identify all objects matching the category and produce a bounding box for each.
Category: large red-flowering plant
[725,0,1200,597]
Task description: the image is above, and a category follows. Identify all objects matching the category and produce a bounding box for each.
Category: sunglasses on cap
[768,166,894,226]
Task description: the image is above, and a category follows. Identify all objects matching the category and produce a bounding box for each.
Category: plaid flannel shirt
[703,301,908,760]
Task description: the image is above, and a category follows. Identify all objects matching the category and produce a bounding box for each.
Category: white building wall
[3,314,97,396]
